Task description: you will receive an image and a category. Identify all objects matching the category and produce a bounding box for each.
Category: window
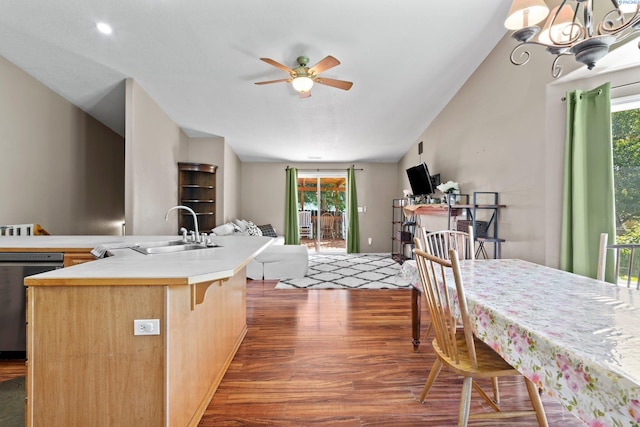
[611,97,640,282]
[612,98,640,242]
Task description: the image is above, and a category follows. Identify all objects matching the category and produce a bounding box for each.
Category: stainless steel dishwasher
[0,252,64,358]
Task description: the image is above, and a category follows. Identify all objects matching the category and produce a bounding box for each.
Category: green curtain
[284,167,300,245]
[347,167,360,253]
[560,82,616,281]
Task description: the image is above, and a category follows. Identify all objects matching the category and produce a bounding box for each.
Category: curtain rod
[286,166,364,171]
[561,80,640,101]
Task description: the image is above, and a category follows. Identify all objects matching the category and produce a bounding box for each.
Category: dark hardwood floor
[0,280,585,426]
[199,281,584,426]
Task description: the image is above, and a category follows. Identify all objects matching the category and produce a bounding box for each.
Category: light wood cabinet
[178,162,217,232]
[63,252,95,267]
[25,272,247,426]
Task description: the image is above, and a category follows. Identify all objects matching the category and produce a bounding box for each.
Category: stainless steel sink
[131,240,209,255]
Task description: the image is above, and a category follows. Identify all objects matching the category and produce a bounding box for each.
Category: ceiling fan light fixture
[292,76,314,93]
[96,22,113,35]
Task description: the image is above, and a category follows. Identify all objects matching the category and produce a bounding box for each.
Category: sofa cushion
[257,224,277,237]
[246,221,262,236]
[211,222,235,236]
[233,219,249,232]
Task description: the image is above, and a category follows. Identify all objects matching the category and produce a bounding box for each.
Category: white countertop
[1,235,274,285]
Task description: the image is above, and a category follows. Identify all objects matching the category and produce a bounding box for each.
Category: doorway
[298,172,347,253]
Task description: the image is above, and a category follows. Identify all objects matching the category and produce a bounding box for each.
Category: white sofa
[211,219,308,280]
[246,237,308,280]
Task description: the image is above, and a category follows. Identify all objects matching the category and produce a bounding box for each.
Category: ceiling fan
[255,55,353,98]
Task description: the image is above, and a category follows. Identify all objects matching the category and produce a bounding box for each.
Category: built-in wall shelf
[178,162,217,232]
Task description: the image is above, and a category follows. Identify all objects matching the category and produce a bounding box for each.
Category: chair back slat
[414,248,478,368]
[0,223,35,236]
[421,228,475,261]
[299,211,311,226]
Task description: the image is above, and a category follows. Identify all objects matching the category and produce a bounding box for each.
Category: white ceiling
[0,1,510,162]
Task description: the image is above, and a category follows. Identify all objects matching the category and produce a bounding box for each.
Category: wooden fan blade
[309,55,340,74]
[260,58,293,74]
[315,77,353,91]
[299,91,311,99]
[255,78,291,85]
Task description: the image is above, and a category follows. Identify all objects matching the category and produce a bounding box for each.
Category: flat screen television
[406,163,435,196]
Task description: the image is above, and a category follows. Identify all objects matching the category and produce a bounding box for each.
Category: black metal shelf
[446,192,505,259]
[392,199,415,263]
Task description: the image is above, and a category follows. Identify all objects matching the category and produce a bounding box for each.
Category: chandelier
[504,0,640,78]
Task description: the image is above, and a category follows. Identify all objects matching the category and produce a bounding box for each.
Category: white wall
[0,55,124,235]
[239,162,397,253]
[399,34,581,265]
[222,140,241,223]
[124,79,189,235]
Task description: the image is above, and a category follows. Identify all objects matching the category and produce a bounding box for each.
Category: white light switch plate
[134,319,160,336]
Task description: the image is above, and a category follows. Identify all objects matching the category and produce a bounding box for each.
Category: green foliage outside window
[298,181,346,212]
[613,108,640,227]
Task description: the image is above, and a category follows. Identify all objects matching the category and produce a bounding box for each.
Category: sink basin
[131,240,209,255]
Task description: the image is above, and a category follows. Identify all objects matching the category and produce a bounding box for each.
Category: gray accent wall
[0,55,125,235]
[124,78,189,235]
[399,33,640,267]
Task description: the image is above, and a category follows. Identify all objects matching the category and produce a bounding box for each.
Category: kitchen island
[1,235,273,427]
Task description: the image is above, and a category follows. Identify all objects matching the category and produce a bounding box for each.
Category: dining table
[400,258,640,427]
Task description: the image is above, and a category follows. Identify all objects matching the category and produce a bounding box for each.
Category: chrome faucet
[165,205,200,243]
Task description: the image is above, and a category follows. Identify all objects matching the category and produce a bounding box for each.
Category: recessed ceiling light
[308,156,322,160]
[96,22,113,35]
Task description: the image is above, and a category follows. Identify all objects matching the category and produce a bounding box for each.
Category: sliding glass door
[298,172,347,253]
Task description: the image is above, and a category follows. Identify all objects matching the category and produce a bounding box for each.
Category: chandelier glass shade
[505,0,640,78]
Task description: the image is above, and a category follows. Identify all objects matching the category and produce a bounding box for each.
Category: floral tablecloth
[401,258,640,427]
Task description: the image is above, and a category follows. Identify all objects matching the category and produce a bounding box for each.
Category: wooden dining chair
[414,248,548,427]
[416,226,475,339]
[416,229,500,403]
[320,213,335,239]
[597,232,640,288]
[0,223,45,236]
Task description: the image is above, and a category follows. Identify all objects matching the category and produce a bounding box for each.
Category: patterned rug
[276,253,413,290]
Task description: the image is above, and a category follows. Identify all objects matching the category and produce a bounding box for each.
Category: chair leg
[458,377,473,427]
[524,378,549,427]
[423,323,432,340]
[470,380,500,412]
[419,358,442,403]
[491,377,500,403]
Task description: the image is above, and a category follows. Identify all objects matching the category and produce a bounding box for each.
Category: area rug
[0,376,25,427]
[276,253,413,290]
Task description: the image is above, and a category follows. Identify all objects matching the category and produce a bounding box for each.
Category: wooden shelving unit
[178,162,217,232]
